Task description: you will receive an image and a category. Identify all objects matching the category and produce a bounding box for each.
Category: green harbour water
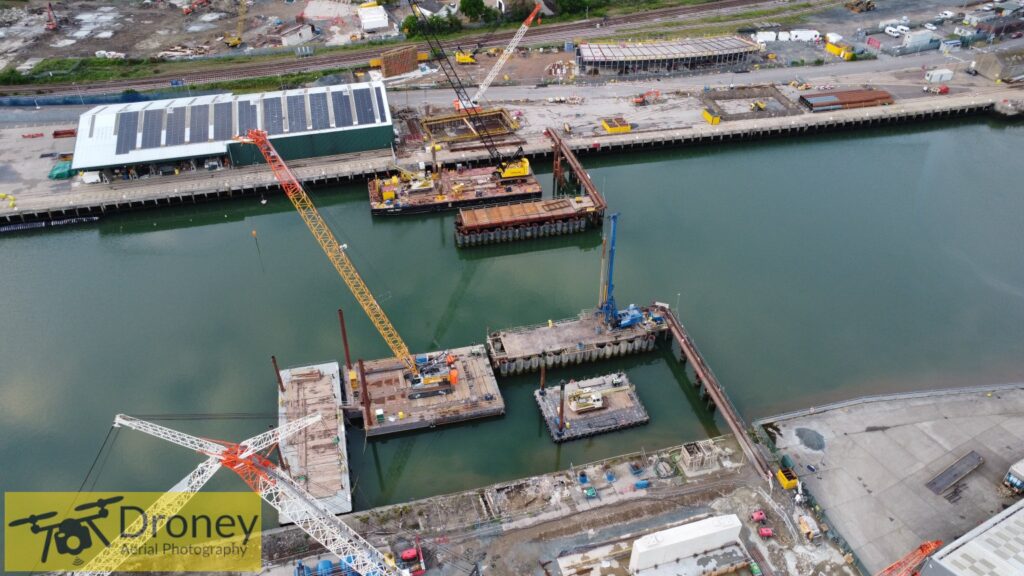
[1,118,1023,518]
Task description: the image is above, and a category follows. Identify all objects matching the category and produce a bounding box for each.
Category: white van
[885,26,902,37]
[896,24,911,34]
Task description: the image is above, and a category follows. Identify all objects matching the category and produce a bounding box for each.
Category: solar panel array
[140,109,164,150]
[262,98,284,135]
[189,104,209,143]
[213,102,234,141]
[115,111,139,155]
[165,107,187,146]
[309,93,330,130]
[110,87,388,155]
[287,95,307,133]
[353,88,375,125]
[237,101,259,136]
[374,87,387,123]
[332,92,354,127]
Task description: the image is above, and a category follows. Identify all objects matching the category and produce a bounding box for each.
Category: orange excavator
[633,90,662,106]
[875,541,943,576]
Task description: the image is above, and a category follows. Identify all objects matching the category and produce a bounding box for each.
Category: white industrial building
[629,515,742,574]
[358,5,390,32]
[920,498,1024,576]
[71,81,394,173]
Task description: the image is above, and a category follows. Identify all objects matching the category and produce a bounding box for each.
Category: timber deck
[277,361,353,515]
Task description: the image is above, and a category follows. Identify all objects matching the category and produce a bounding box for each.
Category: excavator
[632,90,662,106]
[224,0,247,47]
[455,43,482,64]
[410,0,535,180]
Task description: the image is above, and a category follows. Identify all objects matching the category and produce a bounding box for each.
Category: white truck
[1004,458,1024,494]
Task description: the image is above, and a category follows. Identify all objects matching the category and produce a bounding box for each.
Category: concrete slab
[761,384,1024,574]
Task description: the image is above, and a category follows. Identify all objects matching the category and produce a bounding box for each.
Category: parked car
[924,22,938,30]
[885,26,902,37]
[896,24,912,34]
[1012,31,1024,38]
[940,10,956,18]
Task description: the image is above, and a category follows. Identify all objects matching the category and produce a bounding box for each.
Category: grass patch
[188,68,350,94]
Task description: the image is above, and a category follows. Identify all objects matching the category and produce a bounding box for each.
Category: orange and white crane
[234,129,420,378]
[875,540,943,576]
[458,3,542,111]
[73,413,398,576]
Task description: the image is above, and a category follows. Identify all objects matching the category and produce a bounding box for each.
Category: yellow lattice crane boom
[236,129,418,376]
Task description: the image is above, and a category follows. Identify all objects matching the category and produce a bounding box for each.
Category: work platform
[534,372,650,443]
[277,361,353,515]
[454,128,607,248]
[486,308,669,376]
[356,344,504,437]
[368,166,542,215]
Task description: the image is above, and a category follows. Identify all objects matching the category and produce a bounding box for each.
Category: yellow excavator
[224,0,246,47]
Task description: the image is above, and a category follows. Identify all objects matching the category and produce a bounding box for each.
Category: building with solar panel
[71,81,393,175]
[919,497,1024,576]
[575,37,761,76]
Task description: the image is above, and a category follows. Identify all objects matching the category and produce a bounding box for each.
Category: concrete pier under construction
[486,308,670,376]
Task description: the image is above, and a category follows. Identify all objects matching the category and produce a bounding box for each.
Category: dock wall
[2,92,1017,225]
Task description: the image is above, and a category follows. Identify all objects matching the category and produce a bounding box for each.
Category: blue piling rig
[598,213,643,329]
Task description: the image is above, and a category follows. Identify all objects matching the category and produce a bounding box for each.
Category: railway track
[0,0,783,97]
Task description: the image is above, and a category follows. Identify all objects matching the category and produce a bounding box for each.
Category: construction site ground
[0,0,314,68]
[759,384,1024,574]
[261,435,858,575]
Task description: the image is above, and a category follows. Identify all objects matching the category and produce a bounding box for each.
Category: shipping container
[925,68,954,82]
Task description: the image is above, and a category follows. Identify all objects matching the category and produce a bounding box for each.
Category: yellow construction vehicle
[455,50,477,64]
[498,157,530,179]
[224,0,246,47]
[750,100,767,111]
[454,43,481,64]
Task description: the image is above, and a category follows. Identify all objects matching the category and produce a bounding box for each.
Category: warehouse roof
[72,81,392,170]
[922,498,1024,576]
[577,37,759,63]
[358,5,390,31]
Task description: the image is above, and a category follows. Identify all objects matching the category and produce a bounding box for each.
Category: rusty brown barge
[455,128,607,247]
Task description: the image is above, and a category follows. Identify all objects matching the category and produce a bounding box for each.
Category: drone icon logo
[7,495,124,564]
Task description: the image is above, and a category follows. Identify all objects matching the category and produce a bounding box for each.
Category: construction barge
[487,307,670,376]
[535,372,650,443]
[368,164,542,215]
[353,344,505,437]
[455,127,607,248]
[277,361,353,515]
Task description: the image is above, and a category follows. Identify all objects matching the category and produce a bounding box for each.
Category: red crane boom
[876,540,943,576]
